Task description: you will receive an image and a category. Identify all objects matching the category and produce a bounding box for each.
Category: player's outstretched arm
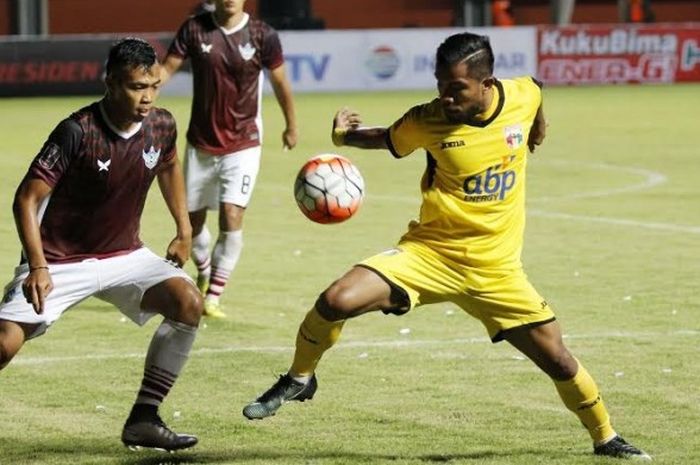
[157,156,192,267]
[269,64,298,150]
[160,54,184,86]
[528,103,547,153]
[331,107,388,150]
[13,178,54,314]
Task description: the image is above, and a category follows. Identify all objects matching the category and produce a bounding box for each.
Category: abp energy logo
[463,156,517,202]
[365,45,400,80]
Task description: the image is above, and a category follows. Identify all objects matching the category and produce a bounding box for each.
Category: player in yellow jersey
[242,32,650,460]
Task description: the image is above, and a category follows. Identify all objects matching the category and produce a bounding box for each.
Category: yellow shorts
[359,241,555,342]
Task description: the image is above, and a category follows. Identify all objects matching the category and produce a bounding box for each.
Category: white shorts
[0,248,192,339]
[184,143,262,211]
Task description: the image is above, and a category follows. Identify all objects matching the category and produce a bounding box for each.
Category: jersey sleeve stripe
[385,129,403,159]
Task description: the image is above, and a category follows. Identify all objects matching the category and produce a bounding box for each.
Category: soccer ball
[294,154,365,224]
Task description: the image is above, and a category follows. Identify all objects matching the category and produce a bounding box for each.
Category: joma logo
[440,140,465,149]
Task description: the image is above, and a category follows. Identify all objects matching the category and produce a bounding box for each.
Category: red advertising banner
[0,34,174,97]
[537,23,700,85]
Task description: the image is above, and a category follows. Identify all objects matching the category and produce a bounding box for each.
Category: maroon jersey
[168,13,284,155]
[25,102,177,263]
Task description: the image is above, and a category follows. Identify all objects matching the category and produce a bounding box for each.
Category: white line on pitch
[272,159,699,234]
[527,160,668,203]
[12,329,699,366]
[529,210,700,234]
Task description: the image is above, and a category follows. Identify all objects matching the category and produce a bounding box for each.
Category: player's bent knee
[548,349,578,380]
[318,284,363,320]
[315,292,342,321]
[0,344,10,370]
[174,285,204,326]
[0,339,19,370]
[0,322,27,370]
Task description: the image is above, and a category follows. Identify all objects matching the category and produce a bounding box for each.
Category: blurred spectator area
[1,0,699,35]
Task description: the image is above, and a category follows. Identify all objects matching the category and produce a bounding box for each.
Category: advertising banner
[537,23,700,85]
[0,27,536,97]
[0,34,171,97]
[0,38,109,96]
[277,27,537,92]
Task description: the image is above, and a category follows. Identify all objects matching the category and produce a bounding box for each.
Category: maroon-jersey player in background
[0,38,202,451]
[161,0,298,318]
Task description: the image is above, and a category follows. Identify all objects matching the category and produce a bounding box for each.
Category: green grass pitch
[0,84,698,464]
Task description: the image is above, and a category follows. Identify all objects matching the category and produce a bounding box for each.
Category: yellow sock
[290,307,345,377]
[554,361,616,444]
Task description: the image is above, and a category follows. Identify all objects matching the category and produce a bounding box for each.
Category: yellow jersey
[387,77,542,269]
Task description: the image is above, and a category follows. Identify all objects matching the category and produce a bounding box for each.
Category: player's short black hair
[105,37,157,79]
[436,32,494,81]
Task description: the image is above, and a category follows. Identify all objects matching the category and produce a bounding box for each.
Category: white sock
[135,319,198,407]
[192,226,212,280]
[290,373,312,384]
[206,230,243,303]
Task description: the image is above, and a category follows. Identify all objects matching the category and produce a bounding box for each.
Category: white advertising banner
[162,27,537,95]
[277,27,537,92]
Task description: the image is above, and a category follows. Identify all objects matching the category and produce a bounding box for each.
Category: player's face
[435,61,493,124]
[107,64,161,123]
[215,0,245,15]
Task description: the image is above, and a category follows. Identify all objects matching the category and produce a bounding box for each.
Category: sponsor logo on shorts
[381,248,401,256]
[163,258,181,269]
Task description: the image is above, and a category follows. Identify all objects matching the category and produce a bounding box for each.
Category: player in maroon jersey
[0,38,202,452]
[161,0,298,318]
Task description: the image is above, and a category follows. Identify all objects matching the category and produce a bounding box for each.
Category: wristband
[332,127,347,147]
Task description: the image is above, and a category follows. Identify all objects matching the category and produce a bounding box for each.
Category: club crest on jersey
[238,42,256,61]
[201,43,213,54]
[504,124,524,150]
[97,158,111,172]
[142,145,161,169]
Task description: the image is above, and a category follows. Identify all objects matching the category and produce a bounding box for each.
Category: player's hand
[332,107,362,146]
[22,268,53,314]
[528,119,546,152]
[333,107,362,132]
[283,126,298,151]
[166,236,191,267]
[528,106,547,153]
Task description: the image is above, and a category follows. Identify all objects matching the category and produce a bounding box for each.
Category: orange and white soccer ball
[294,154,365,224]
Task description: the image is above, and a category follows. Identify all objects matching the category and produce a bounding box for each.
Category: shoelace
[617,442,640,453]
[258,375,295,402]
[602,438,639,454]
[150,415,178,438]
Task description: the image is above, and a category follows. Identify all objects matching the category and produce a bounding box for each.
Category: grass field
[0,84,698,465]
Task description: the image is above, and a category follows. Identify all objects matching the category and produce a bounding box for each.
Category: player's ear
[104,70,113,86]
[104,71,119,96]
[481,76,495,89]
